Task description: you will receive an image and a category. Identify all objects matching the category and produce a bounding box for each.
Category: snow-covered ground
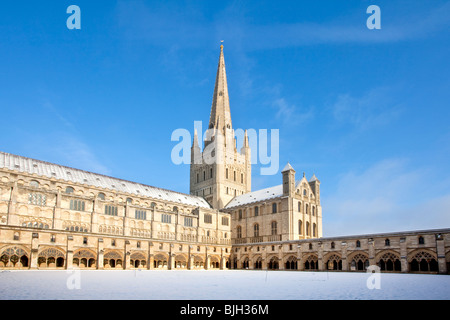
[0,269,449,300]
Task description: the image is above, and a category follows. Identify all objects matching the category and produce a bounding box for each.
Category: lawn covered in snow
[0,269,449,300]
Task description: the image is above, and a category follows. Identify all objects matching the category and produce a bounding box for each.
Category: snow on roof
[0,151,211,209]
[225,184,283,209]
[281,162,294,172]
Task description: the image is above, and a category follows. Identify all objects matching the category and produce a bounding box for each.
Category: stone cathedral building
[0,45,449,273]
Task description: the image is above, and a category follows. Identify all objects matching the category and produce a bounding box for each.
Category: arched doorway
[349,252,369,271]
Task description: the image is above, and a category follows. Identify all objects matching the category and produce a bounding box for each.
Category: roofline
[0,151,210,208]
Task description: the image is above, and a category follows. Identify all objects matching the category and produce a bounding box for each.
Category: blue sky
[1,0,449,236]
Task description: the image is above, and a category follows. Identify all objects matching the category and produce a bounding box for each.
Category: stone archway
[0,246,29,269]
[73,249,97,268]
[408,249,439,273]
[376,250,401,272]
[38,247,65,268]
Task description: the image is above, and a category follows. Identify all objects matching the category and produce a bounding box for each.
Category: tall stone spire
[209,43,232,134]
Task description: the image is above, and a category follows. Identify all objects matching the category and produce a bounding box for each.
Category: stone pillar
[341,241,348,271]
[95,238,103,270]
[66,235,74,270]
[436,233,447,274]
[278,245,284,270]
[317,242,324,271]
[368,238,375,267]
[124,240,131,270]
[399,237,408,273]
[262,246,267,270]
[148,241,153,270]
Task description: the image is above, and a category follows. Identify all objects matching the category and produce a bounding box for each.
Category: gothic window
[210,168,213,178]
[135,210,147,220]
[233,171,236,181]
[83,237,88,245]
[312,206,315,216]
[126,198,132,204]
[298,201,301,212]
[161,214,171,223]
[236,226,242,239]
[272,203,277,213]
[254,206,259,216]
[254,223,259,237]
[221,216,229,226]
[306,222,310,236]
[303,189,307,196]
[385,238,390,246]
[104,205,118,216]
[226,168,228,179]
[271,221,277,235]
[173,206,178,213]
[97,193,105,200]
[331,242,335,249]
[150,202,156,209]
[305,204,308,214]
[184,217,193,227]
[70,199,85,211]
[204,214,212,224]
[28,193,47,206]
[313,223,317,237]
[238,210,242,220]
[298,220,302,235]
[356,240,361,248]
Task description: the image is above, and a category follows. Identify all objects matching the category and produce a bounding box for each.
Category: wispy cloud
[273,98,314,125]
[323,158,450,236]
[115,1,450,50]
[330,86,404,130]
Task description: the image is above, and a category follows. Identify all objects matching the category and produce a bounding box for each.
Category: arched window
[150,202,156,209]
[254,206,259,217]
[126,198,132,204]
[298,220,302,235]
[238,209,242,220]
[356,240,361,248]
[65,187,74,194]
[305,204,309,214]
[173,206,178,213]
[418,236,425,245]
[271,221,277,235]
[331,242,335,249]
[226,168,229,179]
[306,222,310,236]
[272,203,277,213]
[313,223,317,237]
[312,206,315,216]
[385,238,390,246]
[254,224,259,237]
[298,201,301,212]
[97,193,105,201]
[30,180,39,188]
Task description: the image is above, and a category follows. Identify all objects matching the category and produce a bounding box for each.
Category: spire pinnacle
[209,43,232,134]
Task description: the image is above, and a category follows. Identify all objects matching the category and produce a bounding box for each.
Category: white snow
[0,270,449,300]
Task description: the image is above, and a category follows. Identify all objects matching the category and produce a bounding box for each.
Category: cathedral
[0,45,448,273]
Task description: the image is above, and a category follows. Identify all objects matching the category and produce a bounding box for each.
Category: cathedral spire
[209,43,232,134]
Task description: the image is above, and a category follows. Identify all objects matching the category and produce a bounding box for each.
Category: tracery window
[254,223,260,237]
[271,221,277,235]
[28,193,46,206]
[70,199,85,211]
[104,205,118,216]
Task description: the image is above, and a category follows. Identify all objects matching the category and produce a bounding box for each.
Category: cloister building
[1,45,449,273]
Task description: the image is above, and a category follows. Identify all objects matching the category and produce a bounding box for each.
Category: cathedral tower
[190,44,251,209]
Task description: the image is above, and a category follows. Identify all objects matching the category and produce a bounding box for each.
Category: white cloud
[273,98,314,125]
[322,158,450,237]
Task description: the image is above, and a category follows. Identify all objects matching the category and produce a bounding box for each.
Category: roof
[0,151,211,209]
[281,162,294,172]
[225,184,283,209]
